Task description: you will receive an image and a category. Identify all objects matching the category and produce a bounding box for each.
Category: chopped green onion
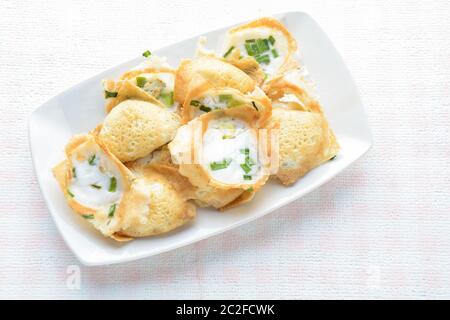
[142,50,152,57]
[252,101,259,111]
[219,94,233,103]
[90,184,101,189]
[222,134,235,139]
[246,186,254,192]
[271,48,279,58]
[255,54,270,65]
[256,38,270,53]
[219,94,243,108]
[210,159,231,171]
[104,90,118,99]
[218,94,242,108]
[136,76,147,88]
[72,167,77,178]
[228,99,243,108]
[199,105,211,112]
[240,148,250,155]
[108,204,116,218]
[246,156,255,166]
[268,35,276,45]
[88,154,96,165]
[82,214,94,219]
[109,177,117,192]
[245,39,256,43]
[243,175,252,180]
[190,100,201,107]
[240,163,251,174]
[159,91,174,107]
[245,42,258,56]
[67,189,75,197]
[223,46,235,58]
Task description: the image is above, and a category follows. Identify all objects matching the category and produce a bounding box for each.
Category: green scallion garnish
[104,90,118,99]
[222,134,235,139]
[255,54,270,65]
[246,186,254,192]
[223,46,235,58]
[72,167,77,178]
[136,76,147,88]
[244,37,275,58]
[67,189,75,197]
[190,100,201,107]
[219,94,233,103]
[271,48,279,58]
[90,184,101,189]
[108,204,116,218]
[240,163,251,174]
[109,177,117,192]
[159,91,174,107]
[218,94,242,108]
[240,148,250,155]
[243,175,252,180]
[246,156,255,166]
[82,214,94,219]
[199,105,211,112]
[88,154,96,165]
[245,42,258,56]
[142,50,152,57]
[256,38,270,53]
[210,159,231,171]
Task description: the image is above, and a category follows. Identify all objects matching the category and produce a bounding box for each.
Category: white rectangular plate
[29,12,372,266]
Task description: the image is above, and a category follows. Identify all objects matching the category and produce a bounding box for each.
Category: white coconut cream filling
[68,148,123,211]
[224,27,289,76]
[202,118,262,185]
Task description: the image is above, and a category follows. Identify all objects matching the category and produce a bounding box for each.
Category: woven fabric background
[0,0,449,299]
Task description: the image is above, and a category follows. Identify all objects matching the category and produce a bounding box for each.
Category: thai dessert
[52,17,339,241]
[98,99,180,163]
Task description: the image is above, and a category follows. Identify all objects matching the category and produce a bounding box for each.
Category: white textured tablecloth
[1,0,449,299]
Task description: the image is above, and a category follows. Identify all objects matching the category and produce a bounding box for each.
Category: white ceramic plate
[29,11,372,266]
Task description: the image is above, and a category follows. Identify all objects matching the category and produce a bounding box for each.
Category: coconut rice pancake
[52,134,134,241]
[117,165,196,237]
[222,17,298,80]
[266,107,339,185]
[103,54,178,113]
[175,56,257,106]
[98,99,180,163]
[169,109,272,209]
[105,70,178,113]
